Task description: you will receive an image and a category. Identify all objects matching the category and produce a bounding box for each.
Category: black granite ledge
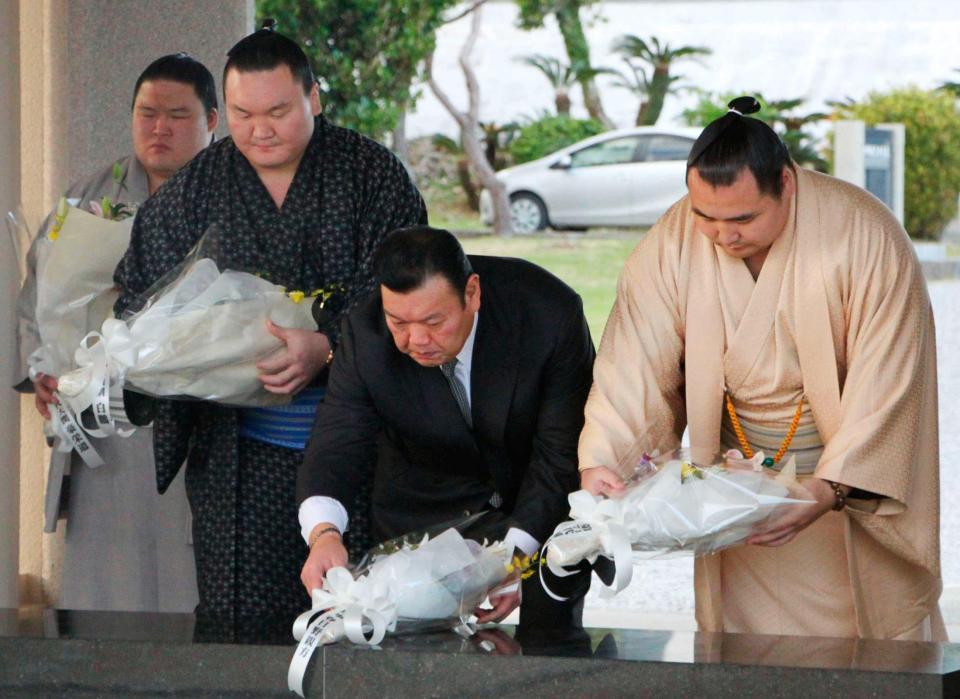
[0,637,300,697]
[1,609,958,698]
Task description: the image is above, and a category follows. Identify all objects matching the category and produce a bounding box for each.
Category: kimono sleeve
[113,166,202,317]
[578,227,688,475]
[316,145,427,347]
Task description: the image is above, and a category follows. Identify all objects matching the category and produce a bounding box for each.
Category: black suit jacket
[297,255,595,545]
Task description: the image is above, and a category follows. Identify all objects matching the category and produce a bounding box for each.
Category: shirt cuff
[298,496,348,545]
[504,527,540,556]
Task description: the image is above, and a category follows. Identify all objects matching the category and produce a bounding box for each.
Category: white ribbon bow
[287,567,399,697]
[32,327,136,468]
[540,489,635,602]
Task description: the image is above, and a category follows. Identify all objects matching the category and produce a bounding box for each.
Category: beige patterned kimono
[579,167,945,641]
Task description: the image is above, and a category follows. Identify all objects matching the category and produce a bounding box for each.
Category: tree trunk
[426,7,512,235]
[638,67,670,126]
[484,132,497,170]
[554,0,614,128]
[457,158,480,211]
[392,108,410,167]
[636,98,649,126]
[556,91,571,116]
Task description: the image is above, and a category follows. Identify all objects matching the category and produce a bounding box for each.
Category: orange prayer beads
[724,390,804,466]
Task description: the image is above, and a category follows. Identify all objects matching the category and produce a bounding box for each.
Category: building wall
[12,0,254,607]
[63,0,254,187]
[0,0,22,610]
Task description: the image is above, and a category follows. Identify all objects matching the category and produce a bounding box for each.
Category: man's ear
[206,108,219,133]
[781,166,796,197]
[309,83,322,116]
[464,273,481,312]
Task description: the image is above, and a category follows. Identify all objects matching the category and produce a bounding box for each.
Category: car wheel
[509,193,548,234]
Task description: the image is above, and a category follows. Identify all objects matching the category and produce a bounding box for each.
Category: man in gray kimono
[14,53,219,612]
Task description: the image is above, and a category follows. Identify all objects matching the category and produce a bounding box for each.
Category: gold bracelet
[325,348,334,366]
[308,525,341,548]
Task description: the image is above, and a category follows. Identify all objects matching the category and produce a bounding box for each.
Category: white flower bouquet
[39,225,325,466]
[54,224,319,412]
[26,199,135,378]
[542,447,814,598]
[288,527,518,696]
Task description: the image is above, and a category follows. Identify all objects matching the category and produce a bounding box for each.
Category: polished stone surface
[1,608,958,697]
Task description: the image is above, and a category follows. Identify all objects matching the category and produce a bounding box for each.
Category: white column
[0,0,21,610]
[833,120,866,188]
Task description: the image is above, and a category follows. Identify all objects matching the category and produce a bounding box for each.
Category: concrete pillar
[62,0,254,184]
[833,120,866,188]
[15,0,254,607]
[0,0,21,610]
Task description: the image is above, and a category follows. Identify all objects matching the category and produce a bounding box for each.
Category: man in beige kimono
[578,97,944,641]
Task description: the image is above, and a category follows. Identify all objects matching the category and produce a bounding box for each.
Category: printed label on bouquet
[51,399,103,468]
[91,375,113,435]
[89,373,134,439]
[288,608,346,697]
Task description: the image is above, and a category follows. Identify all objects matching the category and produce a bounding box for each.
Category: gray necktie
[440,360,502,509]
[440,359,472,429]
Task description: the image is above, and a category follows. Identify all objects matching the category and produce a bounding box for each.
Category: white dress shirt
[298,312,540,555]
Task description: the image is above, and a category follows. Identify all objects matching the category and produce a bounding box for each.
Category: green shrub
[835,87,960,240]
[509,115,605,165]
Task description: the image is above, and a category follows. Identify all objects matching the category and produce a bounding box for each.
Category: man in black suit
[297,225,595,625]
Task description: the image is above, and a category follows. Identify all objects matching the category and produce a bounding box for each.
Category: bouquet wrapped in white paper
[288,527,517,696]
[543,447,814,598]
[26,199,135,378]
[42,225,328,466]
[55,225,319,412]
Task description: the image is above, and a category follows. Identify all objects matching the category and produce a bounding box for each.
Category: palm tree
[479,120,521,170]
[517,54,612,116]
[764,98,829,171]
[517,54,578,115]
[611,35,711,126]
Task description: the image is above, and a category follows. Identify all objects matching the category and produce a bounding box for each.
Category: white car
[480,126,700,234]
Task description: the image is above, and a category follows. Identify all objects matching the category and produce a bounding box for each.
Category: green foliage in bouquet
[509,115,605,165]
[833,87,960,240]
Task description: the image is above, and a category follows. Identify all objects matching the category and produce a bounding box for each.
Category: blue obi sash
[239,386,325,451]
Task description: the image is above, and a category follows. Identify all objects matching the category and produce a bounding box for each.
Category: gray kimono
[13,155,197,613]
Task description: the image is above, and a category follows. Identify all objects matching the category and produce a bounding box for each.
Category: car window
[569,136,643,168]
[644,135,695,162]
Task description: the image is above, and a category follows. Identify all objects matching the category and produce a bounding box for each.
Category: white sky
[409,0,960,138]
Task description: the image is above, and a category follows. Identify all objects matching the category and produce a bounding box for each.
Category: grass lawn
[459,233,644,342]
[422,179,487,233]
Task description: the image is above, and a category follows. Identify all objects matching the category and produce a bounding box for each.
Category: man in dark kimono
[114,27,427,619]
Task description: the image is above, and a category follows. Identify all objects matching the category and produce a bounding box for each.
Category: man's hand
[300,525,348,593]
[32,373,59,420]
[258,320,331,396]
[474,570,521,623]
[473,628,522,655]
[580,466,626,496]
[747,477,841,547]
